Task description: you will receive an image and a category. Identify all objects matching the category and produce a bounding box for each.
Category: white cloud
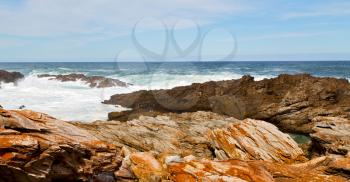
[0,0,247,37]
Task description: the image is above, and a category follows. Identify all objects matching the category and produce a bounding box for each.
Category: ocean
[1,61,350,122]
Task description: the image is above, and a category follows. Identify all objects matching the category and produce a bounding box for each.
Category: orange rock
[0,108,122,182]
[207,119,306,163]
[129,152,167,182]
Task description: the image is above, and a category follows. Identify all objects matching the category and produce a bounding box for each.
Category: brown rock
[104,74,350,133]
[310,117,350,156]
[76,111,307,164]
[38,73,130,88]
[75,111,239,159]
[0,108,122,182]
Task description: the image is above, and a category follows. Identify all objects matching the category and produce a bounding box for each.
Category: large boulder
[0,70,24,86]
[38,73,130,88]
[0,108,122,182]
[104,74,350,133]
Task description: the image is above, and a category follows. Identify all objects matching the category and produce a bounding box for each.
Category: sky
[0,0,349,61]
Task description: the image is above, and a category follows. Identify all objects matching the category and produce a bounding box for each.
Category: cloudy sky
[0,0,349,61]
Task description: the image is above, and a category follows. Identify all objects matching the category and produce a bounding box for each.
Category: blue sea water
[0,61,350,121]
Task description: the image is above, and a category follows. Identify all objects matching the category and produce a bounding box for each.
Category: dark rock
[38,73,130,88]
[104,74,350,133]
[0,70,24,85]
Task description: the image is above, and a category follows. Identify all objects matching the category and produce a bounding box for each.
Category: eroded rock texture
[38,73,130,88]
[1,108,349,181]
[75,112,240,159]
[0,108,122,182]
[208,119,306,163]
[310,116,350,156]
[115,152,349,182]
[104,74,350,133]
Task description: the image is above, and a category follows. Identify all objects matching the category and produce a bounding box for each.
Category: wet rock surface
[38,73,130,88]
[0,70,24,86]
[104,74,350,134]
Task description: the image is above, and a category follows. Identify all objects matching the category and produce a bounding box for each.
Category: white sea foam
[0,71,275,122]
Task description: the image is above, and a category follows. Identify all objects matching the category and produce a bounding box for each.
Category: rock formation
[310,116,350,156]
[0,108,122,182]
[1,108,349,181]
[0,70,24,86]
[208,118,306,163]
[114,152,349,182]
[75,111,305,162]
[104,74,350,134]
[38,73,130,88]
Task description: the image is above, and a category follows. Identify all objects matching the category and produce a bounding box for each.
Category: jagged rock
[208,118,306,163]
[74,111,240,159]
[0,70,24,86]
[38,73,130,88]
[75,111,306,163]
[115,152,349,182]
[0,108,122,182]
[104,74,350,133]
[310,117,350,156]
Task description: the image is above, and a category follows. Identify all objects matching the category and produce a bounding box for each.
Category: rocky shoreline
[0,73,349,181]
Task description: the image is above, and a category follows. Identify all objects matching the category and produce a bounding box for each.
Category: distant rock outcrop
[0,70,24,86]
[104,74,350,134]
[38,73,130,88]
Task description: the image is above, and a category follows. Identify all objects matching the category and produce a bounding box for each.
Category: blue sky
[0,0,349,61]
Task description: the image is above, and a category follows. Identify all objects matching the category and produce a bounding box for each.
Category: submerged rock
[0,70,24,86]
[104,74,350,134]
[38,73,130,88]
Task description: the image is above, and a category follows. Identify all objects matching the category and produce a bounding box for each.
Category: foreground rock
[208,118,305,163]
[38,73,130,88]
[75,111,305,163]
[1,108,349,181]
[104,74,350,133]
[0,70,24,86]
[115,152,349,182]
[310,116,350,156]
[0,108,122,182]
